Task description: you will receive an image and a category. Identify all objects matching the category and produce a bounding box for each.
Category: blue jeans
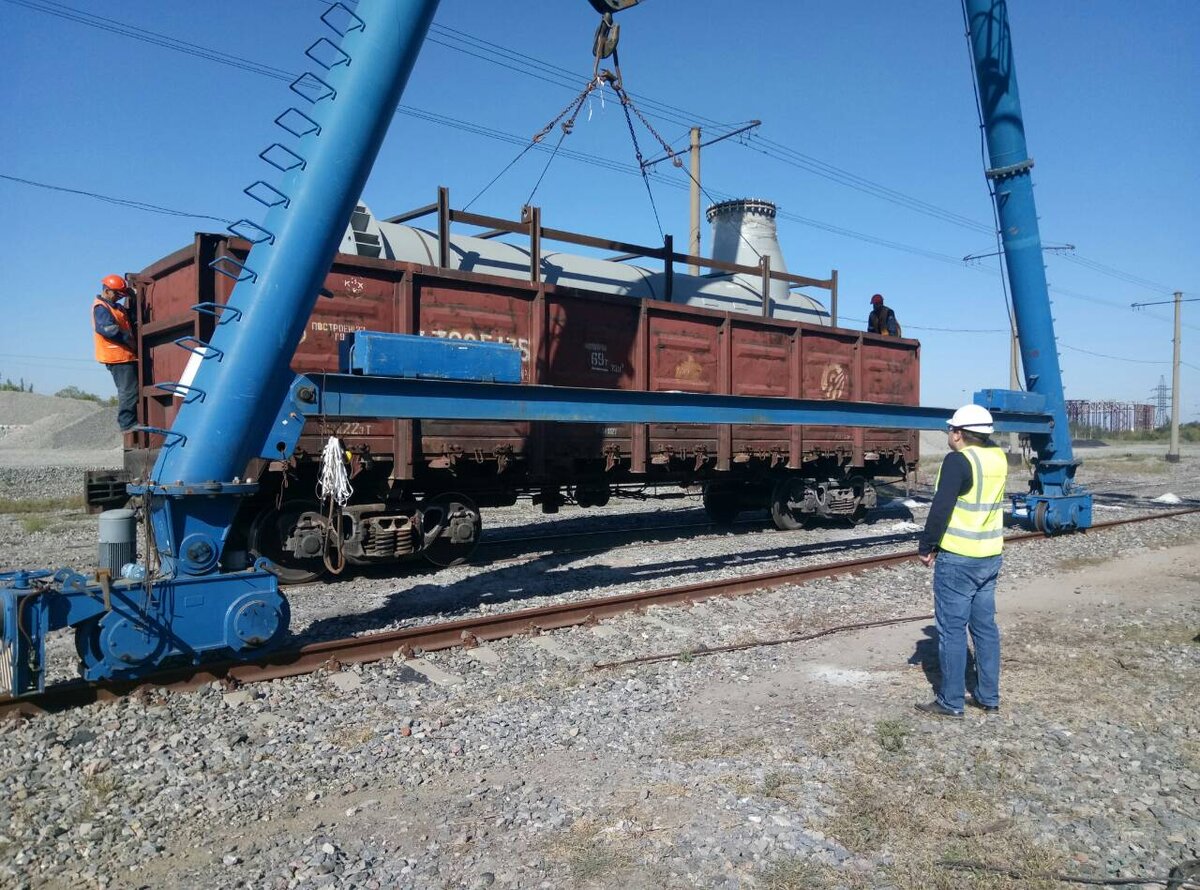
[933,551,1002,712]
[105,361,139,431]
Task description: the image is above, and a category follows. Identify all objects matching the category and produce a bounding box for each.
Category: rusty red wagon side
[89,203,918,580]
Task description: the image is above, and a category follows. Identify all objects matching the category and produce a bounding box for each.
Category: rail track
[475,493,1196,567]
[3,507,1196,718]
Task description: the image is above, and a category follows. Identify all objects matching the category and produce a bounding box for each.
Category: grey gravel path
[2,405,1198,890]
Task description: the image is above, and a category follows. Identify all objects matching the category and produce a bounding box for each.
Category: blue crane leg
[964,0,1078,498]
[155,0,441,489]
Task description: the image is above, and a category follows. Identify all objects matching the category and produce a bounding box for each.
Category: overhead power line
[0,172,232,223]
[1059,343,1169,365]
[10,0,1182,303]
[5,0,975,265]
[1059,254,1175,295]
[4,0,297,79]
[0,352,98,366]
[743,135,996,236]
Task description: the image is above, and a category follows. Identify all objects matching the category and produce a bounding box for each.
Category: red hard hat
[102,274,129,293]
[870,293,884,305]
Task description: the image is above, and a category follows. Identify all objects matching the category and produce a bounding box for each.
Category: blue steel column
[964,0,1076,495]
[154,0,440,486]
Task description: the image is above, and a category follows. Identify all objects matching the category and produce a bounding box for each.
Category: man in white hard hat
[915,403,1008,718]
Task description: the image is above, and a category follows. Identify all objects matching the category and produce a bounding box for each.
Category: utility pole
[689,127,701,275]
[1132,291,1195,462]
[1168,290,1182,462]
[641,120,761,275]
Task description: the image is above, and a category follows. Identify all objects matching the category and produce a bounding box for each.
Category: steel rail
[3,508,1196,718]
[478,494,1197,565]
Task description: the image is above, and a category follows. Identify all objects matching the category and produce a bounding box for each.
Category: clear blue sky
[3,0,1197,420]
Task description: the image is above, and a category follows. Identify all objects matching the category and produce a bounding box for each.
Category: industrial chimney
[706,198,790,301]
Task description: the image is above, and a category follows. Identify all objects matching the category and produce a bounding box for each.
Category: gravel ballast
[1,395,1198,890]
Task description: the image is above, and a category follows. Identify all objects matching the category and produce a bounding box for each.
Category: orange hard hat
[870,293,884,305]
[102,274,129,293]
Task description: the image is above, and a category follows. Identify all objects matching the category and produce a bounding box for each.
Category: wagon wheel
[420,492,482,567]
[769,479,807,531]
[702,484,740,526]
[248,499,327,585]
[845,475,871,526]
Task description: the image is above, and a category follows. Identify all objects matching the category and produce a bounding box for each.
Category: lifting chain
[530,75,607,144]
[615,81,682,170]
[486,7,682,229]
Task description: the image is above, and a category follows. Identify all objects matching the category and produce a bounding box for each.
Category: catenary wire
[1060,344,1169,365]
[11,0,1188,349]
[1059,254,1175,295]
[16,0,1178,300]
[425,7,1185,298]
[0,352,101,365]
[0,173,232,224]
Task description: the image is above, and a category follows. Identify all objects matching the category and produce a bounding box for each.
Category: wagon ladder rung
[208,255,257,284]
[152,382,206,404]
[171,336,224,362]
[190,302,243,324]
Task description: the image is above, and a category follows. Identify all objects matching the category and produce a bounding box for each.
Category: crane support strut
[964,0,1090,534]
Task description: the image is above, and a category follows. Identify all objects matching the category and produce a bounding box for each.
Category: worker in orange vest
[93,274,138,433]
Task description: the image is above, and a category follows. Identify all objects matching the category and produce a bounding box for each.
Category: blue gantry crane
[0,0,1088,697]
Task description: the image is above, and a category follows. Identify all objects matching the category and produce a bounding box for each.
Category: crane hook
[592,13,619,65]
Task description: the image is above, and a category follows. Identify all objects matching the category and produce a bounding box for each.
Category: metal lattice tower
[1150,375,1171,428]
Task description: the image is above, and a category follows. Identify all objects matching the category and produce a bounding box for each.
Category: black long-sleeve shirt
[919,450,973,556]
[868,306,900,336]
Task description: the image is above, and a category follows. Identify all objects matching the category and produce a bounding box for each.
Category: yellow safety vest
[938,444,1007,557]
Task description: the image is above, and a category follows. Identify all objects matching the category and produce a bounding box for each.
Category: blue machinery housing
[0,0,1091,697]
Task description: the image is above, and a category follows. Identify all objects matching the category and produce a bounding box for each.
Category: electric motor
[97,509,136,575]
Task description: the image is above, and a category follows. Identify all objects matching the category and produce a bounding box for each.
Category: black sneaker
[914,700,964,719]
[967,696,1000,714]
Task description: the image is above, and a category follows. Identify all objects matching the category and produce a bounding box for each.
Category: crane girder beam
[586,0,641,14]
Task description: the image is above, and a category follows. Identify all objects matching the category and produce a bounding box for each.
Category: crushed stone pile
[0,390,99,428]
[0,391,119,452]
[47,406,121,451]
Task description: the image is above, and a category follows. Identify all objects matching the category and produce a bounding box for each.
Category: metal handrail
[386,186,838,298]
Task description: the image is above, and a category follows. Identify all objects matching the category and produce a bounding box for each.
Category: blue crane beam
[155,0,441,488]
[963,0,1079,500]
[283,374,1054,434]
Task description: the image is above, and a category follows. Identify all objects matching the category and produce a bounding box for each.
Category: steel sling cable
[602,53,675,240]
[524,82,598,207]
[524,128,570,209]
[618,94,665,240]
[466,79,598,211]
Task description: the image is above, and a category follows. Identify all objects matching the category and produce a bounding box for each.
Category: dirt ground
[676,537,1200,890]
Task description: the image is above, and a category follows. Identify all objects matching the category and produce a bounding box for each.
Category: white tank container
[340,203,829,326]
[706,198,791,301]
